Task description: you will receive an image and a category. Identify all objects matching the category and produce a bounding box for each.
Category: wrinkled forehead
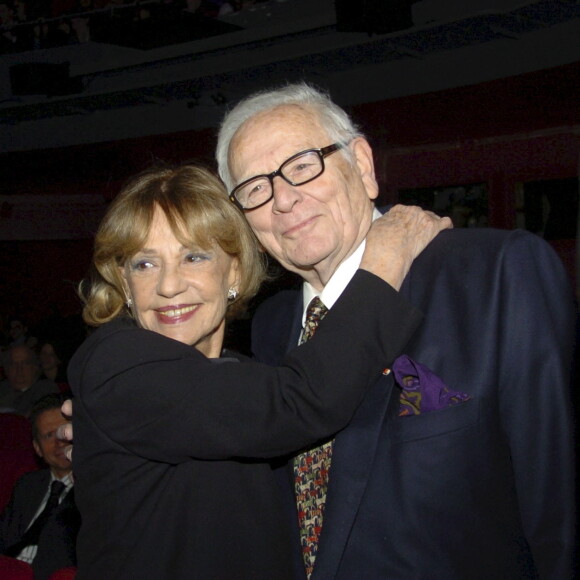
[229,105,331,174]
[9,348,35,364]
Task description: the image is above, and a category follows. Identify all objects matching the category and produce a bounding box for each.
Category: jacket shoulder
[414,227,557,269]
[12,469,49,494]
[68,318,203,393]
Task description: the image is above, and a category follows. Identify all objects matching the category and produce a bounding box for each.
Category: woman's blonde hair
[81,163,266,326]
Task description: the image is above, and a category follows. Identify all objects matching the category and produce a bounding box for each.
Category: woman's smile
[155,304,200,324]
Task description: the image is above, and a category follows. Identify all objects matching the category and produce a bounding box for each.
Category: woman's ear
[228,257,241,291]
[118,266,132,306]
[351,137,379,201]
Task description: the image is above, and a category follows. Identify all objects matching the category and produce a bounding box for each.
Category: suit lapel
[283,297,303,355]
[312,372,396,579]
[21,471,52,533]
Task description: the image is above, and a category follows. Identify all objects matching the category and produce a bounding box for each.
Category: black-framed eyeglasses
[229,143,343,210]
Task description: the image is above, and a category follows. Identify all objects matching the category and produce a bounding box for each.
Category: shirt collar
[301,208,382,327]
[51,471,74,493]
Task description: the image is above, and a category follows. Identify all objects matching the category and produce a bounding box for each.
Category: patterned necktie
[4,480,65,557]
[294,296,331,578]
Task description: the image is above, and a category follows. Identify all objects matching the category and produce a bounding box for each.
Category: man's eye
[249,183,264,194]
[288,161,315,177]
[246,181,269,199]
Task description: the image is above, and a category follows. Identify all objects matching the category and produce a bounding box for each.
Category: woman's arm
[72,270,419,462]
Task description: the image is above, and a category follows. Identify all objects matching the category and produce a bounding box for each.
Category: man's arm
[498,232,575,579]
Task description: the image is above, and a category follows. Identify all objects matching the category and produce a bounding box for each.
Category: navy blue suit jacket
[0,469,80,580]
[252,228,576,580]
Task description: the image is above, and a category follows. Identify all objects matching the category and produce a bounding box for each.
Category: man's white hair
[215,82,364,191]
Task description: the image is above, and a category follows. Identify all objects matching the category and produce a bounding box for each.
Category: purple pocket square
[392,355,471,416]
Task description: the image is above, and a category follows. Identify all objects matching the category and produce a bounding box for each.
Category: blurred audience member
[70,13,90,42]
[7,319,29,348]
[38,339,70,393]
[32,19,51,49]
[13,0,28,22]
[51,0,76,17]
[0,2,18,51]
[0,393,79,580]
[218,0,260,16]
[49,17,73,46]
[0,346,58,416]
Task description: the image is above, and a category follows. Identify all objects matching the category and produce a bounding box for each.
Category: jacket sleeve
[72,270,422,463]
[0,484,18,552]
[497,232,575,580]
[0,472,40,553]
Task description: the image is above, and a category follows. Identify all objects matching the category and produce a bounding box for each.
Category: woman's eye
[131,260,154,271]
[185,253,209,264]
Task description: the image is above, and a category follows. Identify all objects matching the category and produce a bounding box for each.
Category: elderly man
[1,393,79,580]
[215,83,575,579]
[0,345,58,416]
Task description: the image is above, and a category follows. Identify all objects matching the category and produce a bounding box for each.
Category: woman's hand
[360,205,452,290]
[57,398,74,461]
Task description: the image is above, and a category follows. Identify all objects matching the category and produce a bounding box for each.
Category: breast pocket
[391,398,479,442]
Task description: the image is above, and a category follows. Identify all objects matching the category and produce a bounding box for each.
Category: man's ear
[33,439,43,459]
[351,137,379,201]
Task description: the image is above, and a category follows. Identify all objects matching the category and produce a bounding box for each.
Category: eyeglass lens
[235,150,323,208]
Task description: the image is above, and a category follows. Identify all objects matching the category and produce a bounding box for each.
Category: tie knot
[49,480,65,499]
[306,296,327,320]
[300,297,328,344]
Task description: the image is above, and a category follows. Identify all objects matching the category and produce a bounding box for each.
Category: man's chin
[283,242,335,269]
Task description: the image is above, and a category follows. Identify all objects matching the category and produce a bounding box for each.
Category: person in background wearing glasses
[215,82,576,580]
[0,345,58,416]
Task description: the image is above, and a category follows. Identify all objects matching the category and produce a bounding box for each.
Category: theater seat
[48,566,78,580]
[0,414,39,512]
[0,555,33,579]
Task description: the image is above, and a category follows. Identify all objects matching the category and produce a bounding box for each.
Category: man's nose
[272,177,301,213]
